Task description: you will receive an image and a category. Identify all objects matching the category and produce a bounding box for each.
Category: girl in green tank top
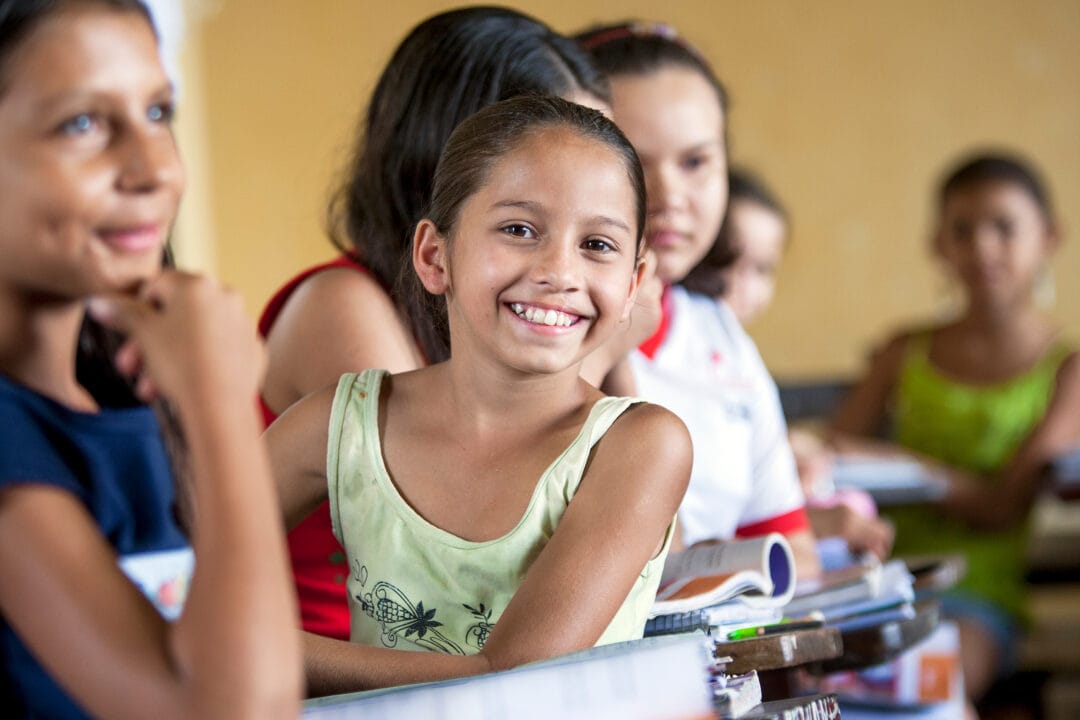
[265,97,692,695]
[830,153,1080,710]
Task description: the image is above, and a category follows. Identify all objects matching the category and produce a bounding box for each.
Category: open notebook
[650,533,797,618]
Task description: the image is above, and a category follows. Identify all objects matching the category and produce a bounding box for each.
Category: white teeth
[510,303,575,327]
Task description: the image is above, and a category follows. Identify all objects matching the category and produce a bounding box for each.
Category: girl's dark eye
[501,224,534,239]
[583,238,614,253]
[682,154,707,171]
[952,222,973,243]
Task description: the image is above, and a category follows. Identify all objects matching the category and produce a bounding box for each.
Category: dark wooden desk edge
[714,628,843,675]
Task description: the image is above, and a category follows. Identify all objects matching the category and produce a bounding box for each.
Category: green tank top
[888,333,1072,619]
[327,369,675,654]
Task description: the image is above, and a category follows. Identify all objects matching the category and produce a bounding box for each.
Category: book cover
[303,633,715,720]
[650,533,796,617]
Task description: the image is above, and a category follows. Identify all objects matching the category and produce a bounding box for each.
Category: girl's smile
[508,302,582,329]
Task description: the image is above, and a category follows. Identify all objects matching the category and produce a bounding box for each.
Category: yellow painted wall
[182,0,1080,379]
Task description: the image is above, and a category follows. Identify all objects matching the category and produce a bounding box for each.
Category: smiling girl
[267,95,690,695]
[0,2,300,718]
[256,7,612,642]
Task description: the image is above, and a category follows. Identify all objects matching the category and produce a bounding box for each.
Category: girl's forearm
[942,466,1036,531]
[303,632,492,697]
[171,397,302,718]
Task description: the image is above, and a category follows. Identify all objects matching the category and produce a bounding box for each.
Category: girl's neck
[958,297,1047,343]
[441,355,591,435]
[0,294,96,411]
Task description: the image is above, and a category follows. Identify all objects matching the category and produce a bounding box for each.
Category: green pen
[725,624,771,640]
[726,618,824,640]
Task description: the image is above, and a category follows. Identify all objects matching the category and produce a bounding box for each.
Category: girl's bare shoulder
[593,401,692,485]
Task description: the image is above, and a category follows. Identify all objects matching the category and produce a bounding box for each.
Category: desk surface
[713,627,843,675]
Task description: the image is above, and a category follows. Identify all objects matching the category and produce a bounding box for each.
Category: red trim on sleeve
[637,284,673,360]
[734,507,811,538]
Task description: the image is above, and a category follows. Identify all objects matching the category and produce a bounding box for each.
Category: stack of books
[784,557,916,633]
[644,533,797,640]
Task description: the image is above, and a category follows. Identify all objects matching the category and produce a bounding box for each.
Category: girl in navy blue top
[0,2,301,718]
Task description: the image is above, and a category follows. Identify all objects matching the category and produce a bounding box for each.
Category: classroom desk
[713,628,843,676]
[714,627,843,703]
[833,447,1080,506]
[811,600,940,675]
[830,457,944,506]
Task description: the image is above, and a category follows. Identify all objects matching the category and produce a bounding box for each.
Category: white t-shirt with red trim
[629,285,807,547]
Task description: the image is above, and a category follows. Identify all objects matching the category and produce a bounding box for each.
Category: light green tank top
[327,369,674,654]
[888,333,1072,619]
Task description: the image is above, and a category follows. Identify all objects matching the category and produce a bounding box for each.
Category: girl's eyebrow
[491,199,631,233]
[683,139,722,153]
[34,80,175,113]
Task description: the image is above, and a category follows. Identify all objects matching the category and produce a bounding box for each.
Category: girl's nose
[971,224,1003,261]
[533,238,581,292]
[646,163,688,217]
[117,123,184,195]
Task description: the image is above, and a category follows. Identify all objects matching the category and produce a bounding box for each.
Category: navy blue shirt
[0,374,188,718]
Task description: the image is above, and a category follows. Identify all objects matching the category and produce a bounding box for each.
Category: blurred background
[166,0,1079,382]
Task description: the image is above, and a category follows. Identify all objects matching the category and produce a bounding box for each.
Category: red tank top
[259,255,369,640]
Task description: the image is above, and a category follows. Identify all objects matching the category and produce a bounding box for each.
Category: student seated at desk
[682,168,894,562]
[257,7,614,643]
[0,1,301,717]
[577,22,820,578]
[267,97,690,695]
[830,152,1080,717]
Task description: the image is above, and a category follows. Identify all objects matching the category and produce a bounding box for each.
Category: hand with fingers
[87,270,266,414]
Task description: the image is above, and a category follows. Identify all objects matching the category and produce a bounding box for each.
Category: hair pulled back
[409,94,646,359]
[938,151,1054,222]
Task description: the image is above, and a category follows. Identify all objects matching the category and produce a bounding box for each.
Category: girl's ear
[1043,218,1063,256]
[413,219,451,295]
[621,252,649,322]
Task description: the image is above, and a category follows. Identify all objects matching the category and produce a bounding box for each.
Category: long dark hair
[329,6,609,363]
[407,95,646,351]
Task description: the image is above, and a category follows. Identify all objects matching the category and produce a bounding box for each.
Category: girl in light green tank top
[265,97,692,695]
[831,153,1080,707]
